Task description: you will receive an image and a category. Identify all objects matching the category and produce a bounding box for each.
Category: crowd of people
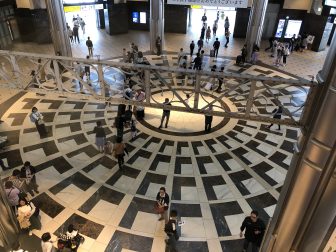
[67,14,86,45]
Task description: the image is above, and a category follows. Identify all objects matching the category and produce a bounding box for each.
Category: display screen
[284,20,302,38]
[132,12,139,23]
[325,0,336,7]
[275,19,285,38]
[140,12,146,24]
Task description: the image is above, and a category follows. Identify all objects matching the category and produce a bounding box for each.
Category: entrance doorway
[188,7,236,39]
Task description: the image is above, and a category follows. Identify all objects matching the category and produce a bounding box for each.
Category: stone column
[261,32,336,252]
[150,0,164,54]
[45,0,72,57]
[245,0,268,62]
[0,185,20,249]
[188,8,192,27]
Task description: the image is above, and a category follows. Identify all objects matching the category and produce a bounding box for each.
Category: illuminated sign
[191,5,202,9]
[64,6,81,12]
[167,0,248,8]
[132,12,139,23]
[64,4,103,12]
[140,12,146,24]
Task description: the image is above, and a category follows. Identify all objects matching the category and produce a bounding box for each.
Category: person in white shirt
[41,232,55,252]
[30,107,47,137]
[10,242,28,252]
[17,197,41,236]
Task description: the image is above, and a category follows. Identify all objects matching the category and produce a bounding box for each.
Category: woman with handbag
[30,107,47,137]
[155,187,170,223]
[4,181,20,212]
[17,197,41,236]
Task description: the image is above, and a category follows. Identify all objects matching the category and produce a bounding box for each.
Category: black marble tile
[82,156,117,172]
[79,186,125,214]
[254,132,277,146]
[170,203,202,217]
[105,165,140,186]
[174,156,192,174]
[246,192,277,222]
[0,130,20,146]
[210,201,244,236]
[250,161,277,186]
[0,92,26,119]
[64,101,86,109]
[233,125,253,137]
[172,177,196,200]
[204,139,217,153]
[149,154,171,171]
[136,172,166,195]
[176,141,189,155]
[269,151,289,169]
[176,241,209,252]
[54,213,104,239]
[58,133,88,145]
[55,122,82,132]
[31,192,64,218]
[125,143,136,153]
[41,112,56,123]
[58,111,81,120]
[21,98,39,109]
[191,141,203,155]
[39,99,63,109]
[87,102,106,109]
[159,140,174,152]
[35,156,73,174]
[286,129,298,140]
[143,136,161,149]
[105,230,153,252]
[196,156,213,174]
[280,140,294,153]
[245,140,267,157]
[227,131,244,143]
[7,113,28,126]
[23,140,59,156]
[231,147,252,165]
[119,197,156,228]
[215,153,234,171]
[221,239,245,252]
[66,145,100,158]
[83,110,105,118]
[238,120,258,129]
[49,172,95,194]
[127,149,152,165]
[216,135,231,149]
[22,125,53,139]
[228,170,253,196]
[202,176,226,200]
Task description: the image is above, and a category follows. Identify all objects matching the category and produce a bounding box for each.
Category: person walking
[177,48,184,65]
[189,40,195,57]
[216,66,225,92]
[283,44,290,66]
[213,38,220,58]
[204,105,213,133]
[164,210,179,252]
[93,121,106,153]
[197,38,204,54]
[224,30,231,48]
[84,55,91,81]
[240,210,266,252]
[156,36,162,56]
[79,18,86,34]
[265,36,274,52]
[241,44,247,64]
[274,43,283,66]
[155,187,170,222]
[130,119,137,140]
[86,37,93,58]
[205,26,211,43]
[73,24,80,44]
[192,53,202,70]
[112,137,129,170]
[267,105,283,130]
[30,107,47,137]
[20,161,39,195]
[212,21,218,36]
[224,17,230,33]
[159,98,172,129]
[68,27,73,43]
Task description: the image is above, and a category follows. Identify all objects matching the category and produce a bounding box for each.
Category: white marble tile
[181,164,194,175]
[113,176,135,191]
[204,163,218,174]
[89,200,117,222]
[243,152,261,164]
[132,157,149,169]
[35,167,64,192]
[224,213,246,236]
[180,186,199,201]
[162,145,173,155]
[213,184,235,200]
[180,217,206,238]
[264,204,276,217]
[241,178,265,194]
[225,159,242,171]
[180,146,190,156]
[212,143,224,153]
[88,164,113,183]
[56,184,84,205]
[226,140,240,149]
[147,142,159,151]
[145,183,163,199]
[156,161,170,173]
[131,211,158,234]
[266,168,286,184]
[265,134,280,144]
[256,143,274,155]
[196,146,208,155]
[283,155,292,166]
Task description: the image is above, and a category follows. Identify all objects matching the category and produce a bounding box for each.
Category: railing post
[194,73,201,109]
[145,69,151,105]
[9,55,21,88]
[97,63,105,99]
[52,60,63,91]
[245,80,257,115]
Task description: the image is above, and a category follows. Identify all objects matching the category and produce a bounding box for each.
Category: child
[130,119,137,140]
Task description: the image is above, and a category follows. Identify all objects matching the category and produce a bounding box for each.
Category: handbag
[154,202,165,214]
[37,119,45,125]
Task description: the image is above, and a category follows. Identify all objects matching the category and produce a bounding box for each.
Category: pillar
[150,0,164,54]
[0,186,20,249]
[188,8,192,27]
[45,0,72,57]
[245,0,268,61]
[261,32,336,252]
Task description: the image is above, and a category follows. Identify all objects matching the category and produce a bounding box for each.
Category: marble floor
[0,21,327,252]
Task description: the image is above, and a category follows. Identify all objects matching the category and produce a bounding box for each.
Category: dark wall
[277,9,307,21]
[127,1,149,31]
[15,8,52,43]
[105,3,128,35]
[164,4,188,34]
[233,8,250,38]
[97,9,105,29]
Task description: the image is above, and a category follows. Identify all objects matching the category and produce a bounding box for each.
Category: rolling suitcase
[210,49,215,57]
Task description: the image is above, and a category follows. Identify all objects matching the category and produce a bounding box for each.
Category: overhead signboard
[167,0,248,8]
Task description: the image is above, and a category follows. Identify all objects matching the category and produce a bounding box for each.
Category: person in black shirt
[159,98,172,129]
[164,209,178,252]
[197,38,204,54]
[189,41,195,57]
[86,37,93,58]
[192,53,202,70]
[93,121,106,153]
[156,187,170,222]
[240,210,266,252]
[213,38,220,58]
[20,161,39,194]
[267,106,283,130]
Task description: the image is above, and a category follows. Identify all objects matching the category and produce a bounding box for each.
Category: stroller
[57,232,85,252]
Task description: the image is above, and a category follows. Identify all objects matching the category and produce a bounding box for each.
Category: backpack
[29,113,36,123]
[164,220,179,240]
